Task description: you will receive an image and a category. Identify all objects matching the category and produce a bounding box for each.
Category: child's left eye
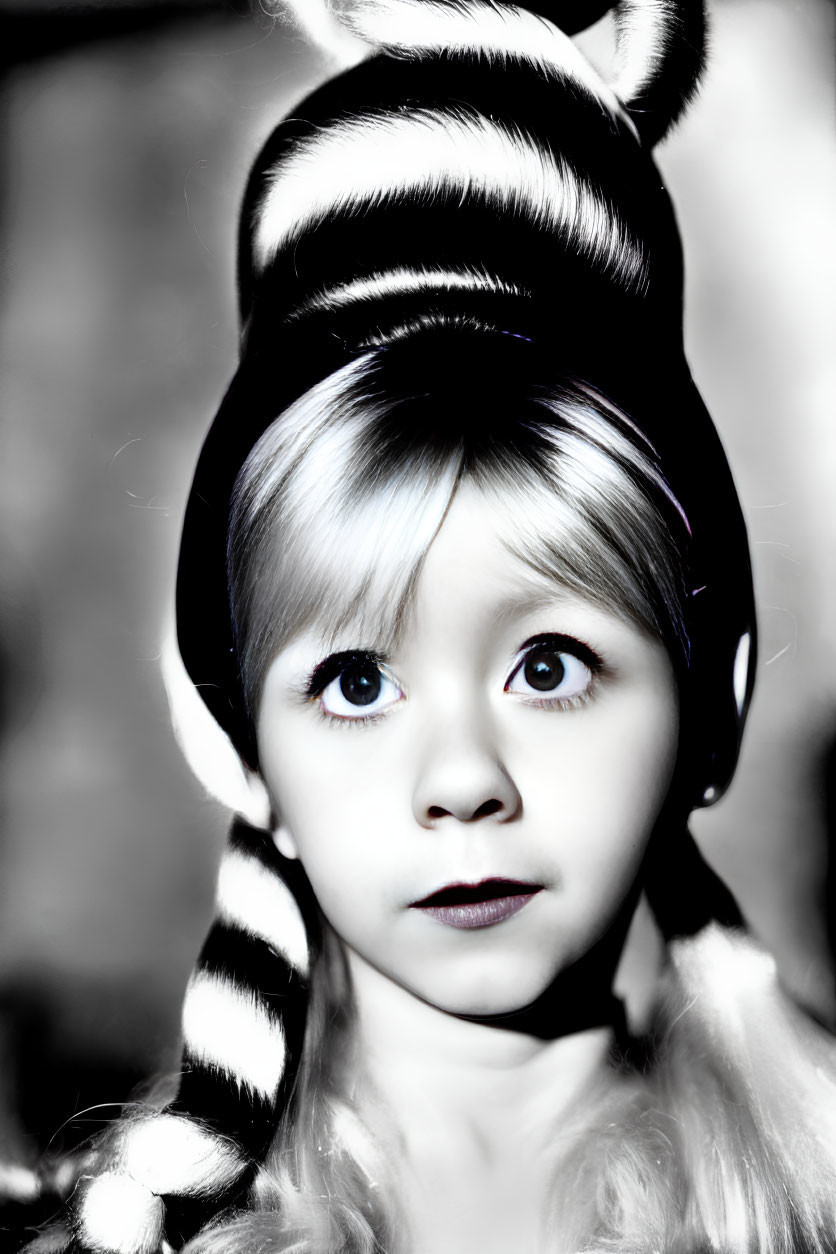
[504,638,599,703]
[317,657,403,719]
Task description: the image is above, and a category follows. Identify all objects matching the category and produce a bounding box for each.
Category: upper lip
[410,878,544,908]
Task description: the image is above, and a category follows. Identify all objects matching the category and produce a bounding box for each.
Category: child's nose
[411,716,522,828]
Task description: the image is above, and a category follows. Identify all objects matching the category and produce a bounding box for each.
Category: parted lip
[410,878,544,908]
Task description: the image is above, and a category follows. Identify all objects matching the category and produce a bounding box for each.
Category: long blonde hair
[176,927,836,1254]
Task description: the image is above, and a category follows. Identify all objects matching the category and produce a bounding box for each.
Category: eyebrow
[489,583,576,628]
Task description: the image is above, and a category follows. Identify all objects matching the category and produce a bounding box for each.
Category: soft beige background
[0,0,834,1128]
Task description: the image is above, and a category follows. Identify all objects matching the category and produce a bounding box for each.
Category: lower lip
[413,892,541,930]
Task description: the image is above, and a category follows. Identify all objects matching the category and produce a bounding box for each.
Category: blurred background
[0,0,834,1169]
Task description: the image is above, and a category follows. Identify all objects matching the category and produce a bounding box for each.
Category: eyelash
[503,634,604,712]
[512,690,593,714]
[304,651,401,728]
[304,635,605,725]
[305,650,385,698]
[317,709,391,730]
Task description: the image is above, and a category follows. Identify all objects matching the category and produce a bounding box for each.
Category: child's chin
[415,969,557,1020]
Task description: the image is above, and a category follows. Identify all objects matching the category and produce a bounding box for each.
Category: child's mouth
[410,879,543,930]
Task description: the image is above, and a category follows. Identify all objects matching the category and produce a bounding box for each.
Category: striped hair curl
[278,0,707,146]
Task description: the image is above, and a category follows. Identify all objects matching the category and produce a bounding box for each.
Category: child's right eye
[307,652,404,721]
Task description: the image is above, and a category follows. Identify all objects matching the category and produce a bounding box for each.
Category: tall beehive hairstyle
[66,2,757,1250]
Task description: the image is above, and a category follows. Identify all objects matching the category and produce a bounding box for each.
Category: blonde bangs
[229,361,464,711]
[228,357,689,719]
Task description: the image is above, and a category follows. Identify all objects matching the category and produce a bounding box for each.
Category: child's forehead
[279,568,650,687]
[313,577,571,647]
[295,502,604,659]
[256,434,682,692]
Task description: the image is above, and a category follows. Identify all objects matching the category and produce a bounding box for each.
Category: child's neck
[347,952,618,1254]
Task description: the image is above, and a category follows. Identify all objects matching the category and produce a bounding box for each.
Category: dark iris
[523,649,566,692]
[339,661,382,706]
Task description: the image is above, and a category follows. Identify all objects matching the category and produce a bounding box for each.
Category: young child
[12,1,836,1250]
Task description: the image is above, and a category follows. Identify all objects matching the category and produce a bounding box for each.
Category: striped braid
[1,1151,96,1253]
[73,824,313,1253]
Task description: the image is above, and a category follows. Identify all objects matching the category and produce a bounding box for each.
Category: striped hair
[277,0,706,147]
[33,2,758,1252]
[70,825,312,1253]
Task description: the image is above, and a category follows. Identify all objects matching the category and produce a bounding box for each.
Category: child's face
[257,482,679,1018]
